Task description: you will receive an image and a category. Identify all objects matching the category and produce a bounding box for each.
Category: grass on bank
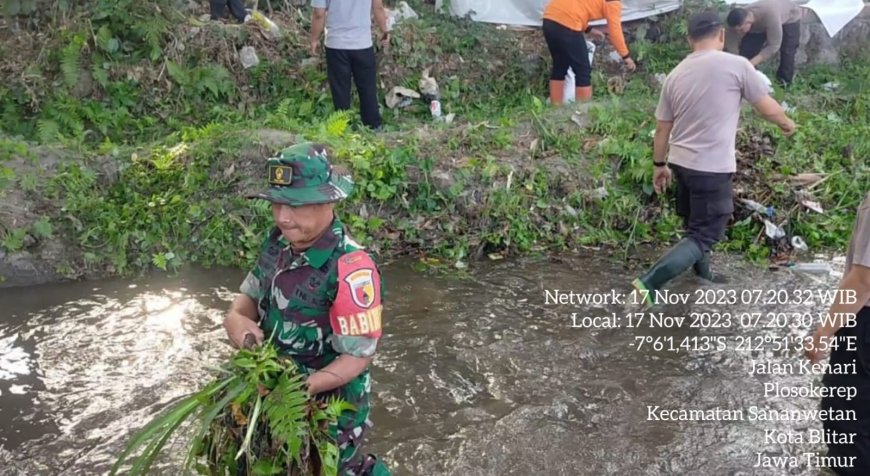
[0,0,867,279]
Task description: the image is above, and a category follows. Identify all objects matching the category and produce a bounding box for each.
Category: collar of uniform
[300,216,343,268]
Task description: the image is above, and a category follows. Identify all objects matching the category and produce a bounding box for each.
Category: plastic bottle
[430,100,442,118]
[791,236,808,253]
[563,68,576,103]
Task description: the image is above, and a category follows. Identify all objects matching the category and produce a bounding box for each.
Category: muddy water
[0,254,848,475]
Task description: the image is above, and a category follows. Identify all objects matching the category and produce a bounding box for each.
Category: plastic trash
[386,1,418,31]
[792,262,832,274]
[763,219,786,240]
[239,46,259,69]
[791,235,808,253]
[564,69,576,103]
[419,69,439,101]
[246,10,281,38]
[823,82,839,92]
[756,70,773,93]
[385,86,420,109]
[430,99,442,118]
[801,199,824,214]
[740,198,773,217]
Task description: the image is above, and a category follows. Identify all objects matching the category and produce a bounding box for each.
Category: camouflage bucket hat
[246,142,354,206]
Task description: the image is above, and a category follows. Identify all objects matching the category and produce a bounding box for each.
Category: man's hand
[224,311,264,349]
[779,118,796,136]
[378,32,390,53]
[587,29,606,42]
[624,57,637,72]
[309,39,320,56]
[653,166,672,194]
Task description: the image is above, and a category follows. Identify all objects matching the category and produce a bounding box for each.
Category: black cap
[688,11,724,39]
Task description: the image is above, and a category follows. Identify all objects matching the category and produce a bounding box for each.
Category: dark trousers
[542,19,591,87]
[821,306,870,475]
[671,164,734,252]
[325,47,382,129]
[738,22,801,85]
[209,0,246,22]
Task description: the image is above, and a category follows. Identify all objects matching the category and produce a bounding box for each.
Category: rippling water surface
[0,254,847,475]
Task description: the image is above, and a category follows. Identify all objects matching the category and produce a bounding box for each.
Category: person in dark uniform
[806,192,870,475]
[209,0,248,22]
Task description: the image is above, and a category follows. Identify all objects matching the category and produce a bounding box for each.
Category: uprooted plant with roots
[110,339,354,476]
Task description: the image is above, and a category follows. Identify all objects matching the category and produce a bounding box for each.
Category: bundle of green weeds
[111,341,354,476]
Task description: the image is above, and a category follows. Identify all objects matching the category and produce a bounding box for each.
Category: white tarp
[435,0,865,38]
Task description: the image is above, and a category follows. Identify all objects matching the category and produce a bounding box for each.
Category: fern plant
[60,33,85,89]
[111,341,354,476]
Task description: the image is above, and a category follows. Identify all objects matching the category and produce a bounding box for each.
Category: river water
[0,253,849,475]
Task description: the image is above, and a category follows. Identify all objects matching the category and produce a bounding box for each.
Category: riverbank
[1,1,868,287]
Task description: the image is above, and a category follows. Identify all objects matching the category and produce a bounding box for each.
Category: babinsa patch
[330,250,382,338]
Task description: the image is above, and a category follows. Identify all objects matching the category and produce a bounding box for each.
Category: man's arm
[807,264,870,362]
[223,293,265,348]
[653,120,672,165]
[603,1,630,59]
[724,28,741,55]
[308,355,373,394]
[652,119,673,194]
[751,95,794,133]
[307,249,383,395]
[372,0,389,37]
[751,11,783,65]
[229,293,258,321]
[309,6,327,54]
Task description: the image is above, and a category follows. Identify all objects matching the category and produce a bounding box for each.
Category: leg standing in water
[807,192,870,476]
[632,11,795,307]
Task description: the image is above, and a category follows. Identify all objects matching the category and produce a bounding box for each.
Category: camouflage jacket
[240,216,383,366]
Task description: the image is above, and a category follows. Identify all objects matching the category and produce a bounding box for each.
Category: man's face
[735,13,754,34]
[271,202,333,244]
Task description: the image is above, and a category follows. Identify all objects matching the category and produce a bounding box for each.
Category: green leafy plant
[111,341,353,476]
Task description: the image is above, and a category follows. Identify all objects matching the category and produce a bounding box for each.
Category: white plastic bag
[563,41,597,103]
[756,69,773,93]
[564,69,576,102]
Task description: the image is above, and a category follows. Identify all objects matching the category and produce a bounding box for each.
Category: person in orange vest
[542,0,636,104]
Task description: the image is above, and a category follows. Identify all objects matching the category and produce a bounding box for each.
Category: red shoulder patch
[330,250,383,338]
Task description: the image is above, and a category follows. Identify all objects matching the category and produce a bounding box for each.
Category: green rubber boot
[369,458,392,476]
[693,251,713,280]
[632,238,704,307]
[693,251,728,284]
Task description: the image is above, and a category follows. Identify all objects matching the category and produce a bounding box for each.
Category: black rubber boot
[632,238,704,307]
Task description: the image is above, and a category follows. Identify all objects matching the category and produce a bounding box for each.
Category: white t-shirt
[311,0,374,50]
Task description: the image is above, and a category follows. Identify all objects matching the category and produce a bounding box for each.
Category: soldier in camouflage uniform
[223,142,391,476]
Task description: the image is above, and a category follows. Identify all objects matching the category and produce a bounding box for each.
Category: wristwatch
[653,161,668,167]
